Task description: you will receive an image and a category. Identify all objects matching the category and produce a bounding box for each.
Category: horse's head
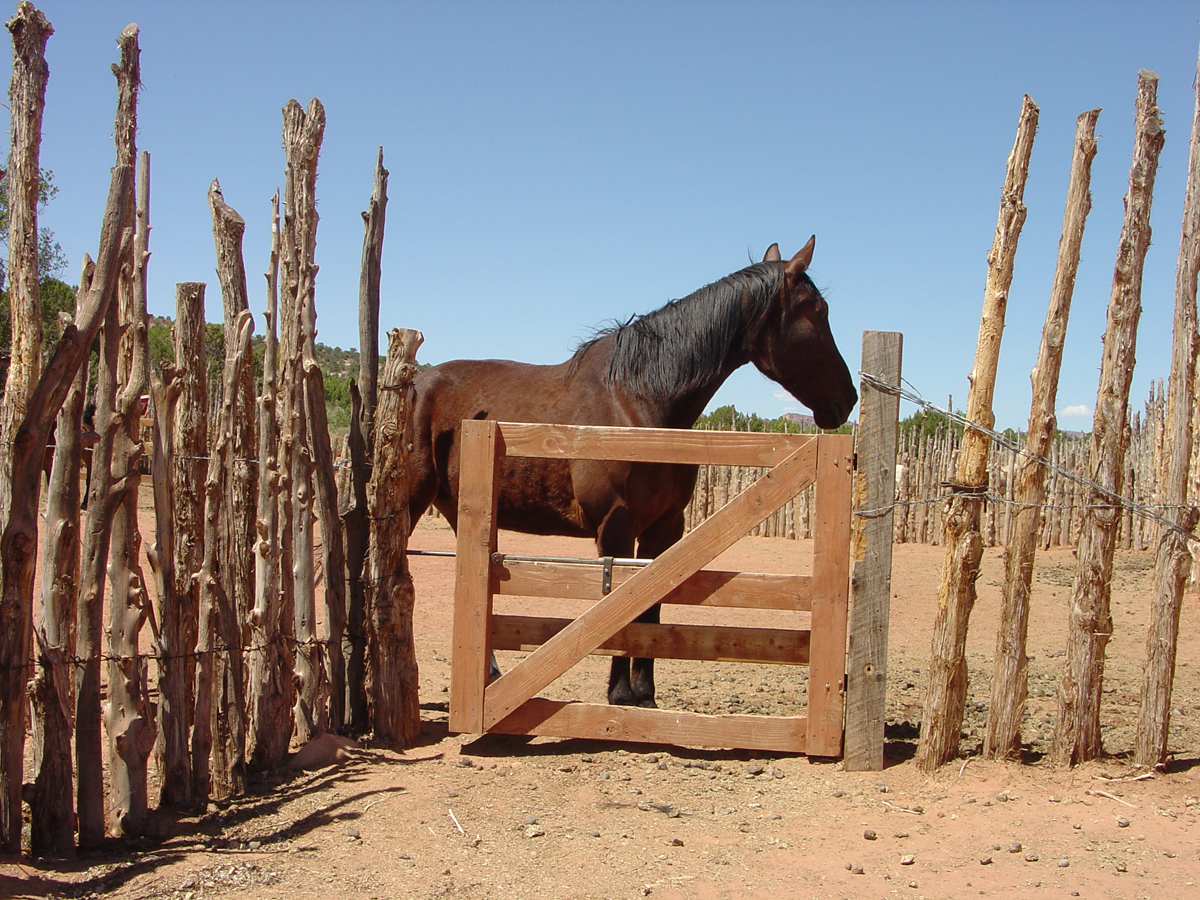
[750,237,857,429]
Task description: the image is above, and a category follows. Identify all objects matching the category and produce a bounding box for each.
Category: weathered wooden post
[193,311,253,802]
[845,331,902,771]
[0,1,51,529]
[1056,71,1164,766]
[984,108,1099,759]
[209,179,258,640]
[345,147,388,734]
[367,327,423,745]
[159,282,207,806]
[1136,47,1200,768]
[106,146,154,838]
[248,192,292,770]
[917,95,1038,772]
[279,97,329,741]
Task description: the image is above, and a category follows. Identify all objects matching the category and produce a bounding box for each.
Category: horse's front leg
[593,505,644,707]
[623,512,686,709]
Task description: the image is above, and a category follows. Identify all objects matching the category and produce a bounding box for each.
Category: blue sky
[10,1,1200,429]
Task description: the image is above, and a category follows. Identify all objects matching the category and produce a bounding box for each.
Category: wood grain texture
[491,615,811,665]
[490,698,807,753]
[480,437,818,730]
[807,434,854,757]
[844,332,901,771]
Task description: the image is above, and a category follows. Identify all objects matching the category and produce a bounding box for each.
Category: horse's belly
[494,457,593,538]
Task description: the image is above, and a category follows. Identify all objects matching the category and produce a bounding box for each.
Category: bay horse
[409,237,857,707]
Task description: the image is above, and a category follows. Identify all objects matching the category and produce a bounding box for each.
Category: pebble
[346,827,360,841]
[1116,862,1128,873]
[900,854,915,866]
[1024,853,1039,863]
[1116,816,1131,828]
[894,831,909,839]
[524,825,545,838]
[747,764,765,776]
[669,838,684,846]
[863,829,877,841]
[1007,842,1022,853]
[588,831,600,838]
[980,856,993,865]
[1058,858,1069,868]
[247,840,261,850]
[525,816,538,825]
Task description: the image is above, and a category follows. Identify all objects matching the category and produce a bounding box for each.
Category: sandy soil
[3,499,1200,900]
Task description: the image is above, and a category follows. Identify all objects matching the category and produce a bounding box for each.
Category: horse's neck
[641,341,750,428]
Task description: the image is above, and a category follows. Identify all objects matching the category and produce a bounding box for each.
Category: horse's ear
[786,235,816,278]
[762,243,781,262]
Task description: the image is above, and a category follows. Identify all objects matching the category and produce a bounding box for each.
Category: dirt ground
[4,496,1200,900]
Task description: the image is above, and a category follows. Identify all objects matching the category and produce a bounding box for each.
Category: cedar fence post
[984,108,1099,758]
[1056,71,1164,766]
[1136,46,1200,768]
[248,193,291,770]
[345,147,388,734]
[845,331,902,772]
[367,328,423,745]
[160,282,207,804]
[106,147,154,838]
[917,95,1038,772]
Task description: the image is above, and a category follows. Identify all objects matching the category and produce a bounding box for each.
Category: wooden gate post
[449,418,502,733]
[845,331,902,771]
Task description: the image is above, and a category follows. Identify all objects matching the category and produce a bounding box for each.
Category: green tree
[0,167,68,287]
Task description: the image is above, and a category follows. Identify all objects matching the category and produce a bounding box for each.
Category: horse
[409,237,857,707]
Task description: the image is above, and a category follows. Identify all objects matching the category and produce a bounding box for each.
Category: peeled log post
[985,108,1099,759]
[346,149,387,734]
[148,358,187,808]
[160,282,207,806]
[1135,47,1200,768]
[106,149,154,838]
[1056,72,1164,767]
[917,95,1038,772]
[367,328,423,746]
[4,162,127,852]
[192,312,252,803]
[248,192,291,771]
[279,98,328,743]
[29,327,84,855]
[306,363,347,733]
[0,2,52,528]
[209,179,258,639]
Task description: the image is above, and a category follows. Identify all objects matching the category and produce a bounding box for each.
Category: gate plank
[494,562,813,610]
[491,698,807,753]
[807,434,854,756]
[448,419,502,733]
[500,422,813,467]
[492,615,812,665]
[481,439,818,729]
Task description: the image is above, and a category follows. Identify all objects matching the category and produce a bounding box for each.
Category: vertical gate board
[481,438,818,729]
[845,331,902,771]
[448,419,502,733]
[806,434,855,756]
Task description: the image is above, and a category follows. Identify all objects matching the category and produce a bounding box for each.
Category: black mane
[573,262,789,401]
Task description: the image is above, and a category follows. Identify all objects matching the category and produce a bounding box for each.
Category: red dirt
[3,495,1199,899]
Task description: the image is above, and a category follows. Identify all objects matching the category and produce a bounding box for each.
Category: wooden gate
[448,421,853,755]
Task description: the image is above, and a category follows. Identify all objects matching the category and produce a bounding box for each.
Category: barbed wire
[857,371,1199,543]
[5,632,360,674]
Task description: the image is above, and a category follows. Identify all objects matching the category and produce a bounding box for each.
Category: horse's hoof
[638,698,658,709]
[608,690,637,707]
